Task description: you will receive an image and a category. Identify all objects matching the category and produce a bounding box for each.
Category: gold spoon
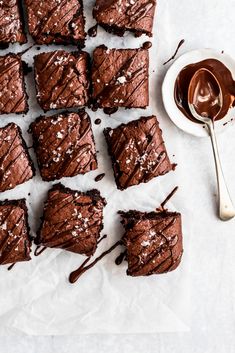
[188,68,235,221]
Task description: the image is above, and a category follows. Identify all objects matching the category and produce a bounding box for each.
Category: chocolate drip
[163,39,185,65]
[69,240,122,283]
[88,24,98,37]
[94,118,101,125]
[115,250,127,265]
[160,186,179,210]
[142,41,152,50]
[95,173,105,182]
[34,245,46,257]
[103,107,118,115]
[174,58,235,122]
[7,263,16,271]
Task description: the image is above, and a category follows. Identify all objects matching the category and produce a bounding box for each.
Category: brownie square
[29,110,97,181]
[0,123,35,192]
[36,183,106,256]
[92,45,149,109]
[93,0,156,37]
[104,116,174,190]
[25,0,86,47]
[0,54,28,114]
[119,210,183,276]
[0,0,26,47]
[34,50,90,112]
[0,199,31,265]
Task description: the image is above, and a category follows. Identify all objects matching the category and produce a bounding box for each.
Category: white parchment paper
[0,0,191,334]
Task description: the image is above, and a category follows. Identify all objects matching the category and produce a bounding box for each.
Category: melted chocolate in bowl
[174,58,235,122]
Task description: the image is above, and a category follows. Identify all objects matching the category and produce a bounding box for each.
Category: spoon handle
[207,120,235,221]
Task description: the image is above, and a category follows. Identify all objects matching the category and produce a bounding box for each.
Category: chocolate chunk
[93,0,156,37]
[0,0,27,47]
[0,199,32,266]
[25,0,86,47]
[119,209,183,276]
[29,110,97,182]
[92,46,149,109]
[104,116,174,190]
[0,54,28,114]
[0,123,35,192]
[34,50,90,112]
[35,183,106,256]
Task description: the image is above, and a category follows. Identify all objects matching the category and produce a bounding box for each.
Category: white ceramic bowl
[162,48,235,137]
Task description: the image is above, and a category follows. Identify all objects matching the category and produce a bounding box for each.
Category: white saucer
[162,48,235,137]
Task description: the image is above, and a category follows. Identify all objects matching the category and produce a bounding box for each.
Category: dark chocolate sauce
[95,173,105,182]
[22,61,32,75]
[34,245,47,257]
[174,58,235,122]
[94,118,101,125]
[163,39,185,65]
[103,107,118,115]
[69,240,122,284]
[115,250,127,265]
[142,41,152,50]
[7,263,15,271]
[88,24,98,37]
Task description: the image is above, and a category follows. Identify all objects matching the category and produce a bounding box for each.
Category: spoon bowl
[188,68,223,124]
[188,68,235,221]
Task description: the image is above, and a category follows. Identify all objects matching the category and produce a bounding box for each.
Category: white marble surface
[1,0,235,350]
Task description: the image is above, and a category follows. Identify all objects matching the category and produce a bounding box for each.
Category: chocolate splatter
[95,173,105,182]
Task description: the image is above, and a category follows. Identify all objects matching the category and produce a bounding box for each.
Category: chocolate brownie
[34,50,90,111]
[35,183,106,256]
[0,0,26,47]
[0,199,31,266]
[0,54,28,114]
[93,0,156,37]
[92,45,149,110]
[0,123,35,192]
[104,116,174,190]
[119,209,183,276]
[29,111,97,181]
[24,0,86,47]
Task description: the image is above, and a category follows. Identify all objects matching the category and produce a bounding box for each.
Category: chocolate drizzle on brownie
[34,50,90,112]
[29,111,97,181]
[0,0,27,46]
[0,54,28,114]
[93,0,156,37]
[25,0,86,47]
[92,46,149,109]
[104,116,174,190]
[0,123,35,192]
[0,199,32,266]
[35,183,106,256]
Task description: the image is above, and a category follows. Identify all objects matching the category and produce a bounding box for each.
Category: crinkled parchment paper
[0,0,191,334]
